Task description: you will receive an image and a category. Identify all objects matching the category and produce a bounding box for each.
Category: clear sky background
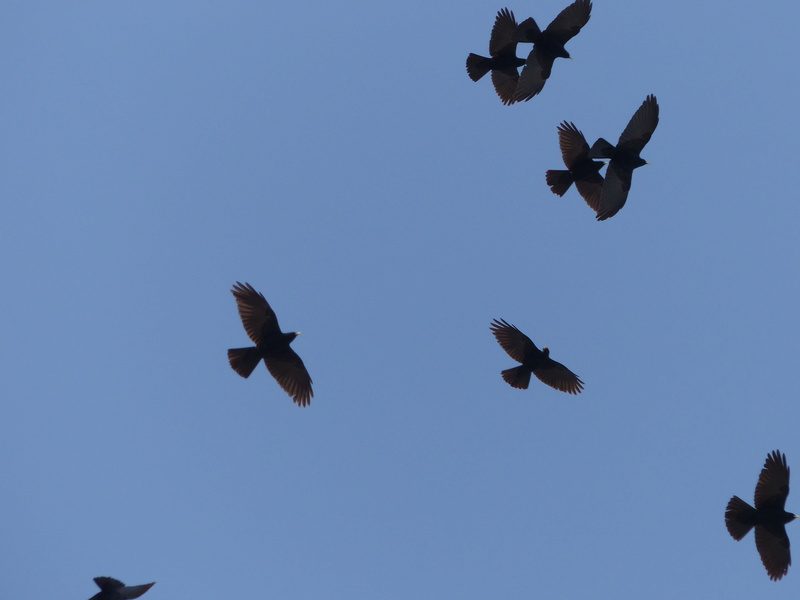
[2,1,800,599]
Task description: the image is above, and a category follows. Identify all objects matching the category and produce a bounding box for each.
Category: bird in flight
[725,450,798,581]
[514,0,592,102]
[546,121,605,213]
[589,94,659,220]
[88,577,155,600]
[489,318,583,394]
[227,282,313,406]
[466,8,527,105]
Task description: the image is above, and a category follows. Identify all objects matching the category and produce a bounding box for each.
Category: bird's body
[514,0,592,102]
[546,121,605,212]
[725,450,798,581]
[589,94,659,220]
[466,8,527,105]
[227,282,313,407]
[489,318,583,394]
[88,577,155,600]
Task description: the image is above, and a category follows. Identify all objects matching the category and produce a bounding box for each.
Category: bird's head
[542,346,550,357]
[634,157,648,169]
[285,331,301,343]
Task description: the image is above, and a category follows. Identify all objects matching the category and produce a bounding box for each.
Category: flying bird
[546,121,605,212]
[489,318,583,394]
[466,8,527,105]
[725,450,798,581]
[88,577,155,600]
[227,282,313,407]
[589,94,659,220]
[514,0,592,102]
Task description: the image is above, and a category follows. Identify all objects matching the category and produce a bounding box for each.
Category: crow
[725,450,798,581]
[546,121,604,212]
[227,282,313,406]
[514,0,592,102]
[466,8,527,105]
[489,318,583,394]
[589,94,659,220]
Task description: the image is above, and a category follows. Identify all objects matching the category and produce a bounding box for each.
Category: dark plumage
[725,450,798,581]
[489,318,583,394]
[589,94,659,220]
[514,0,592,102]
[466,8,527,105]
[546,121,604,212]
[227,282,313,407]
[88,578,155,600]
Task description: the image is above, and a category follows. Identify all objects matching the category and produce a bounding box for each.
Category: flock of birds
[84,1,793,595]
[464,0,797,585]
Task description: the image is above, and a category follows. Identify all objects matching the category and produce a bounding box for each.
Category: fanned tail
[466,53,492,81]
[725,495,757,540]
[546,169,575,196]
[227,347,262,378]
[501,366,532,389]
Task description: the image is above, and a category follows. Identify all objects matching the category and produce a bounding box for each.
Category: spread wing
[556,121,590,169]
[574,177,603,213]
[754,523,791,581]
[231,281,281,345]
[533,357,584,394]
[491,68,520,105]
[489,8,519,56]
[543,0,592,44]
[514,46,553,101]
[596,160,633,221]
[264,348,314,407]
[617,94,659,153]
[755,450,790,511]
[490,318,538,363]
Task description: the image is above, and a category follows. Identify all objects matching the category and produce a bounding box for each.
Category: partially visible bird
[466,8,527,105]
[489,318,583,394]
[589,94,659,220]
[227,282,313,407]
[546,121,605,213]
[88,577,155,600]
[725,450,799,581]
[514,0,592,102]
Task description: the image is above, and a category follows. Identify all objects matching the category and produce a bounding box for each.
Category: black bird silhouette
[725,450,799,581]
[514,0,592,102]
[589,94,659,220]
[466,8,527,105]
[227,282,313,406]
[88,578,155,600]
[489,318,583,394]
[546,121,605,213]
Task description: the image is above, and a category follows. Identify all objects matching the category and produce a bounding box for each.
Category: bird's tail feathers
[515,17,541,43]
[725,495,757,540]
[589,138,615,159]
[228,347,262,378]
[501,366,532,389]
[466,53,492,81]
[545,170,575,196]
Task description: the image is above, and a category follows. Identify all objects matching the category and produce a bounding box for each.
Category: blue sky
[2,1,800,598]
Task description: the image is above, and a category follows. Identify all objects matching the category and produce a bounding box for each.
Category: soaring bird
[725,450,798,581]
[88,578,155,600]
[227,282,313,406]
[589,94,659,220]
[466,8,527,105]
[489,318,583,394]
[546,121,605,212]
[514,0,592,102]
